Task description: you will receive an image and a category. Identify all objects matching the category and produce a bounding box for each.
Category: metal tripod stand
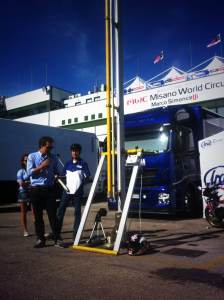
[87,208,107,245]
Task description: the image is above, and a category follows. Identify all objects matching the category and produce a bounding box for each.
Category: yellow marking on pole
[72,245,118,256]
[126,148,144,154]
[101,148,144,156]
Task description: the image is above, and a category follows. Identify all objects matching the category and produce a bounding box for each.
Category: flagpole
[30,66,33,90]
[137,56,140,76]
[189,41,193,68]
[220,39,223,57]
[45,63,48,84]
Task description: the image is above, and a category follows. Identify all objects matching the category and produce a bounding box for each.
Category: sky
[0,0,223,97]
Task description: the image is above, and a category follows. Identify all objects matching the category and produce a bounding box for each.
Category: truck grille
[125,168,157,186]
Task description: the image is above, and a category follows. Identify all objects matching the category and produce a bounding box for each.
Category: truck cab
[108,104,224,216]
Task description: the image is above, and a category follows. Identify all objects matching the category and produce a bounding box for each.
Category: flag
[153,51,164,64]
[206,34,221,48]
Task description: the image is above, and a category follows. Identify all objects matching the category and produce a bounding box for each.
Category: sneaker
[54,239,65,248]
[57,235,63,242]
[44,232,54,240]
[23,231,30,237]
[34,239,45,248]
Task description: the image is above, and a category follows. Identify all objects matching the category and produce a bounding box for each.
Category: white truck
[0,118,98,203]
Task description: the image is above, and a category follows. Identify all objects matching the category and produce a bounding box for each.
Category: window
[68,118,72,124]
[91,114,95,120]
[182,128,195,151]
[174,129,183,153]
[86,98,92,103]
[174,126,195,153]
[74,117,78,123]
[84,115,88,121]
[125,130,169,153]
[61,120,65,125]
[75,101,81,106]
[98,113,103,119]
[218,107,224,116]
[94,96,100,101]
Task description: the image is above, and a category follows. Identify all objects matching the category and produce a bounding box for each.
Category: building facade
[3,56,224,142]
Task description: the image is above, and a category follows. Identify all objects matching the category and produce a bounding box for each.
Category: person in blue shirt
[57,143,90,241]
[27,136,62,248]
[17,153,33,237]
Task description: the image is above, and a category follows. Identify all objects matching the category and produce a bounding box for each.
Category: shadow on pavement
[152,267,224,290]
[0,205,20,213]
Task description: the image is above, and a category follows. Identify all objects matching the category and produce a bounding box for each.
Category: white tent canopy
[161,67,186,81]
[124,76,147,92]
[146,66,186,86]
[187,56,224,72]
[123,56,224,89]
[203,56,224,70]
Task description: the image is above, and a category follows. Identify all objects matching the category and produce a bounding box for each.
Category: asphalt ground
[0,202,224,300]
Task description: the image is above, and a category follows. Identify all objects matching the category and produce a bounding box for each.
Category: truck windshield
[125,129,170,153]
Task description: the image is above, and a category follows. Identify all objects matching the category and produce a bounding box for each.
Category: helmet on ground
[127,233,150,256]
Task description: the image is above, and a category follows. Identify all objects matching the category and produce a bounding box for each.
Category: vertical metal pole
[45,63,48,84]
[110,0,115,199]
[189,41,193,69]
[105,0,112,198]
[220,37,223,57]
[115,0,125,211]
[48,86,51,126]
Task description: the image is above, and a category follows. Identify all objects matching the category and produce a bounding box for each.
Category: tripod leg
[87,222,98,243]
[100,222,106,239]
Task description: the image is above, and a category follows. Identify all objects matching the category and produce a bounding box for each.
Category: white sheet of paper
[66,170,82,194]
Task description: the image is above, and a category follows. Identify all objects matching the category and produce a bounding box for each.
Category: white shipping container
[0,118,98,202]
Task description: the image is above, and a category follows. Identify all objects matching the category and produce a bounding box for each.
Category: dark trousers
[57,191,82,237]
[30,186,59,241]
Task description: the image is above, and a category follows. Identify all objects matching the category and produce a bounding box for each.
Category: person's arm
[27,154,50,176]
[17,170,29,188]
[33,159,50,174]
[82,161,91,183]
[17,169,23,188]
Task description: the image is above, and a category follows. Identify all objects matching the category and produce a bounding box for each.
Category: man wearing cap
[57,143,90,241]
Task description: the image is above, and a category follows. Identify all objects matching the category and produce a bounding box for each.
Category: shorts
[18,191,30,203]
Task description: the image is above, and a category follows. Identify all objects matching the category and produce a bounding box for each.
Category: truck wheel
[184,186,202,217]
[184,188,194,217]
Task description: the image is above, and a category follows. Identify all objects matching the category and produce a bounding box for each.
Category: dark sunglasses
[46,146,53,150]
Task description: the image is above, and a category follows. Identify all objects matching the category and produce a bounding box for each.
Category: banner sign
[198,130,224,217]
[124,72,224,114]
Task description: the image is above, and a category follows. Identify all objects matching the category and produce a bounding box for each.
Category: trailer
[0,118,98,203]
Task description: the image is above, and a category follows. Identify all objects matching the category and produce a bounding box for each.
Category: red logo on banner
[127,97,147,105]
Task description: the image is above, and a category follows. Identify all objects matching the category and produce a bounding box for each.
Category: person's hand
[88,177,93,183]
[22,181,30,188]
[40,158,51,169]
